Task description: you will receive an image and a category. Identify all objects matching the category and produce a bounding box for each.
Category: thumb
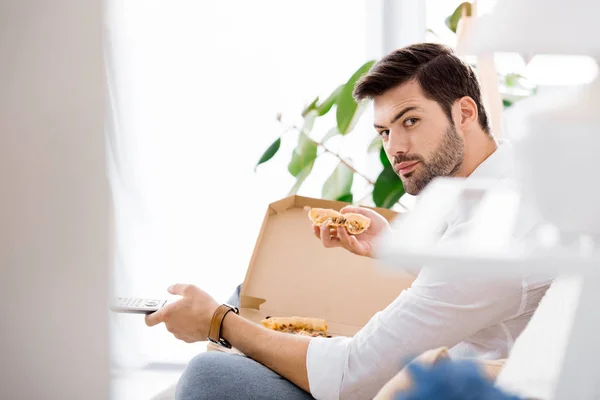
[168,283,192,296]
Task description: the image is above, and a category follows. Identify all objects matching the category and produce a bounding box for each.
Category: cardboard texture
[210,195,416,351]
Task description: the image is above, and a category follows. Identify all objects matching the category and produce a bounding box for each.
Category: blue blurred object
[394,359,523,400]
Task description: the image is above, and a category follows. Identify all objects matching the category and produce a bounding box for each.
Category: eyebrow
[374,106,421,129]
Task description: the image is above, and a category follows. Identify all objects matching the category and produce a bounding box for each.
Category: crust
[261,316,328,332]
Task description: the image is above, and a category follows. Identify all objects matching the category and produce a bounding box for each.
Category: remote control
[110,297,168,314]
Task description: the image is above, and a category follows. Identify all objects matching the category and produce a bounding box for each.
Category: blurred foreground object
[394,359,521,400]
[0,0,109,398]
[375,347,508,400]
[378,0,600,398]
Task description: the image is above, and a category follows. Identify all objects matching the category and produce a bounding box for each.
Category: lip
[394,161,419,175]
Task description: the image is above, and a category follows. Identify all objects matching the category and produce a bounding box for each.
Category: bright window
[107,0,370,366]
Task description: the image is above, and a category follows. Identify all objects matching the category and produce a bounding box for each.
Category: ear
[457,96,478,130]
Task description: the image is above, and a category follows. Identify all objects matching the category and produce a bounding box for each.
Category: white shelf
[378,239,600,276]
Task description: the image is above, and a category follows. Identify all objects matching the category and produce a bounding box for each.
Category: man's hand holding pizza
[312,206,391,258]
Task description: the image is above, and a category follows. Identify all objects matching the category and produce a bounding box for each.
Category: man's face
[373,80,465,195]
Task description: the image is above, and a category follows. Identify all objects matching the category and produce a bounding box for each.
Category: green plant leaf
[504,73,523,88]
[445,2,472,33]
[426,28,440,38]
[336,60,376,134]
[368,136,382,153]
[299,110,317,134]
[254,137,281,171]
[322,127,340,144]
[288,160,315,195]
[288,112,318,176]
[503,99,514,108]
[317,85,343,116]
[379,146,391,167]
[345,99,370,134]
[322,162,354,201]
[336,193,353,203]
[373,165,405,209]
[301,97,319,117]
[288,133,317,177]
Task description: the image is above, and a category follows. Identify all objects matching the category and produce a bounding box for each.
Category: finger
[320,222,340,248]
[312,224,321,239]
[146,301,178,327]
[168,283,191,296]
[313,225,337,238]
[336,224,351,247]
[338,226,369,255]
[145,307,166,327]
[347,235,368,256]
[337,224,349,238]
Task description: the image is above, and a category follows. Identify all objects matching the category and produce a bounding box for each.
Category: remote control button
[144,300,160,307]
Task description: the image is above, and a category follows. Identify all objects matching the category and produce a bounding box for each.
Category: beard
[393,123,465,195]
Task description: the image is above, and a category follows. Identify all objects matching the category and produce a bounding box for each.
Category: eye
[404,117,419,127]
[378,130,390,139]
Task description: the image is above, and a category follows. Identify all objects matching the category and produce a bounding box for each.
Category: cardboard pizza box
[208,195,416,352]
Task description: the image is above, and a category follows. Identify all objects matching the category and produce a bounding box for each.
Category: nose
[386,129,410,156]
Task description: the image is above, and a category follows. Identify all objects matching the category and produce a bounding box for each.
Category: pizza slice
[340,212,371,235]
[261,316,332,338]
[305,206,371,235]
[306,207,345,226]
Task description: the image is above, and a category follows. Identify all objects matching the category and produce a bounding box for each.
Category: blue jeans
[175,285,315,400]
[226,283,242,308]
[175,352,315,400]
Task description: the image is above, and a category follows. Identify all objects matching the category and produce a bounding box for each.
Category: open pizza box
[208,195,416,354]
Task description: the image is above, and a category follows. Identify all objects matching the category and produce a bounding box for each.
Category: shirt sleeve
[305,240,524,399]
[306,336,351,400]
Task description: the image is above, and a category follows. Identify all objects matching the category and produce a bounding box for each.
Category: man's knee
[175,352,235,400]
[175,351,314,400]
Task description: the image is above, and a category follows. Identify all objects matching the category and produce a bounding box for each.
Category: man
[145,43,551,400]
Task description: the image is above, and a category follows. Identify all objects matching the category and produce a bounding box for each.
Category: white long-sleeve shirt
[306,142,554,400]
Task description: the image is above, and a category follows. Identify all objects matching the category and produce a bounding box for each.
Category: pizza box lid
[238,195,416,337]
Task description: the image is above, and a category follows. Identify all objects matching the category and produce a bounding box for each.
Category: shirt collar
[467,139,514,182]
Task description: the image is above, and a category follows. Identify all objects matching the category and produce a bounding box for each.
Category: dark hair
[353,43,491,134]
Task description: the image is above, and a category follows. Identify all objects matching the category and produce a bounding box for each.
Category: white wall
[0,1,109,399]
[366,0,426,60]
